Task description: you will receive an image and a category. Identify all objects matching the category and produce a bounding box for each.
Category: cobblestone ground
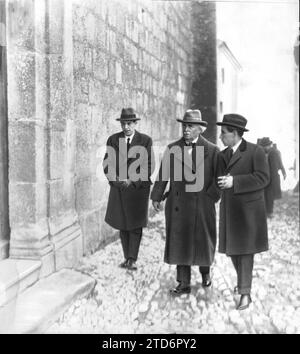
[47,193,300,334]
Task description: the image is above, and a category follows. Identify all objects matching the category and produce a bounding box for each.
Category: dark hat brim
[216,122,249,132]
[116,117,141,121]
[176,119,208,126]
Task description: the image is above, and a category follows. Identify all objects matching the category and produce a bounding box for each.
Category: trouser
[176,265,210,286]
[120,228,142,261]
[230,254,254,295]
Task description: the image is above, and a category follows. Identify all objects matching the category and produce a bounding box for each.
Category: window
[219,101,223,114]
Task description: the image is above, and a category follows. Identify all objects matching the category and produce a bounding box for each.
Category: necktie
[227,148,233,166]
[192,143,196,173]
[127,138,130,152]
[126,138,130,179]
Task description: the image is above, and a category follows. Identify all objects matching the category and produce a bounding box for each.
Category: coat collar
[118,130,142,146]
[225,138,247,171]
[116,130,143,163]
[178,134,209,158]
[174,134,209,171]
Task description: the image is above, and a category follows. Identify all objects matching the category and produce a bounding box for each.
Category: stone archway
[0,0,9,260]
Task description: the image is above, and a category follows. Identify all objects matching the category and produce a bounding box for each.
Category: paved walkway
[47,192,300,334]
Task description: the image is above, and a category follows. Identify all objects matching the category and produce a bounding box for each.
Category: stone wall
[71,0,194,254]
[5,0,201,273]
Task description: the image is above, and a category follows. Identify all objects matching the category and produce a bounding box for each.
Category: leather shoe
[126,258,137,271]
[170,284,191,296]
[119,259,128,268]
[202,273,212,287]
[236,294,252,310]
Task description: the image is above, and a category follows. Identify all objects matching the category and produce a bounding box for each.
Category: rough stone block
[48,180,75,221]
[47,0,64,54]
[75,177,93,214]
[49,55,73,121]
[7,51,35,121]
[54,225,83,270]
[7,0,35,51]
[80,210,101,255]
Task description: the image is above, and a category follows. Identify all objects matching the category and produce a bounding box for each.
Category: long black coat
[103,130,154,231]
[217,139,269,256]
[151,135,220,266]
[265,147,283,201]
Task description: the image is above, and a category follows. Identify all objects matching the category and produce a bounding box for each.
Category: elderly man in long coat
[151,109,220,295]
[216,114,269,310]
[103,108,154,270]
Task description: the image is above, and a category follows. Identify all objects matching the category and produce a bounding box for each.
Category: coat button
[175,207,179,211]
[176,192,179,196]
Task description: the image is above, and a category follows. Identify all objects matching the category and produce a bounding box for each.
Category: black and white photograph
[0,0,299,336]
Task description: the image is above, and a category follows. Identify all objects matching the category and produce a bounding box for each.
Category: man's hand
[152,201,161,212]
[217,175,233,189]
[120,179,132,188]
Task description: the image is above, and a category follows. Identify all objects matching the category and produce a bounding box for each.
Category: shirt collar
[125,131,135,144]
[185,136,199,146]
[232,138,242,153]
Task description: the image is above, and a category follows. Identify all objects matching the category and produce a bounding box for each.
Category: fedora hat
[116,107,140,121]
[216,114,249,132]
[176,109,208,126]
[259,137,273,147]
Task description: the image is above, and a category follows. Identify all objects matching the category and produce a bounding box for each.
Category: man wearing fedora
[103,108,154,271]
[259,137,286,218]
[216,114,269,310]
[151,109,220,295]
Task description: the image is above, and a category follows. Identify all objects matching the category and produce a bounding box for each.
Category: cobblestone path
[47,193,300,334]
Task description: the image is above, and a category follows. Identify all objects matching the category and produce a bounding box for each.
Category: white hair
[198,125,207,134]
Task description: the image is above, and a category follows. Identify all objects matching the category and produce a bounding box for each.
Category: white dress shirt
[231,138,242,154]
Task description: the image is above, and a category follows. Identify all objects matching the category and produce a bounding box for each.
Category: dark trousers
[120,228,142,261]
[231,254,254,295]
[176,265,210,286]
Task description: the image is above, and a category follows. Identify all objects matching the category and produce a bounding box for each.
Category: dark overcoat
[103,130,154,231]
[265,148,282,201]
[217,139,269,256]
[151,135,220,266]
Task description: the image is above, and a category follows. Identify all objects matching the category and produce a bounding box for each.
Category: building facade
[216,40,242,148]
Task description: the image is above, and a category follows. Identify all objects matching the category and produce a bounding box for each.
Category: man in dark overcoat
[259,137,286,217]
[216,114,269,310]
[151,109,220,295]
[103,108,154,270]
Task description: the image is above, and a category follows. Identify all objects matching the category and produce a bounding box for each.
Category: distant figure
[259,138,286,218]
[272,143,287,199]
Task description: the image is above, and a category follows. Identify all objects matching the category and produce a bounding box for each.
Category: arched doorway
[0,0,9,260]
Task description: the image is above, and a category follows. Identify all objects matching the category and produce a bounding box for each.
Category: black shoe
[236,294,252,310]
[201,273,212,287]
[119,259,129,268]
[126,258,137,271]
[170,284,191,296]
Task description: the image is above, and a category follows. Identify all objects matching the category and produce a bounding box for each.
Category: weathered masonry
[0,0,217,305]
